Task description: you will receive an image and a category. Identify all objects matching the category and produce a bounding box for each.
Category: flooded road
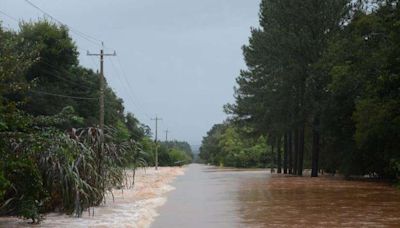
[152,164,400,228]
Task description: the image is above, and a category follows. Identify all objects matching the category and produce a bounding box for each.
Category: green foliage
[0,20,154,223]
[199,124,226,165]
[125,112,148,141]
[200,123,268,168]
[115,120,130,142]
[317,2,400,177]
[34,106,84,128]
[156,141,193,166]
[168,148,192,166]
[0,169,9,200]
[206,1,400,179]
[2,158,45,223]
[139,137,155,165]
[18,20,79,116]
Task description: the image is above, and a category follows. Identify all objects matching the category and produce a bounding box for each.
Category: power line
[10,50,98,91]
[0,7,103,86]
[24,0,103,47]
[0,10,19,22]
[3,2,154,138]
[34,64,96,91]
[31,90,99,100]
[115,56,153,119]
[109,58,152,120]
[86,51,100,69]
[87,48,116,136]
[0,10,101,80]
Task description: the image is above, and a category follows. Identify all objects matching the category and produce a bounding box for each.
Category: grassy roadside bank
[0,167,185,228]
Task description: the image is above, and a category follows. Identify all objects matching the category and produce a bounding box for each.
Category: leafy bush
[2,159,46,223]
[169,148,191,166]
[200,124,268,168]
[0,21,153,224]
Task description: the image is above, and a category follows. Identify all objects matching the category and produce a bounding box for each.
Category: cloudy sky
[1,0,260,146]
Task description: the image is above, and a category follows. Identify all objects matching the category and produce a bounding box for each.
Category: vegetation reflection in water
[1,0,400,226]
[154,165,400,227]
[237,174,400,227]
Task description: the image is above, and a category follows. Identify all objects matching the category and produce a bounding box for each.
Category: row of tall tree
[202,0,400,179]
[0,20,192,223]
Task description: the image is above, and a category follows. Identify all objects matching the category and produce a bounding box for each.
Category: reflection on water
[153,164,400,228]
[238,174,400,227]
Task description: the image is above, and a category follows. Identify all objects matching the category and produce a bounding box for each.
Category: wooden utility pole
[164,129,169,142]
[87,46,116,192]
[151,116,162,170]
[87,46,116,133]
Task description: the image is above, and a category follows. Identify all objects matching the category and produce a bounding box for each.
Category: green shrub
[0,168,10,200]
[3,159,46,223]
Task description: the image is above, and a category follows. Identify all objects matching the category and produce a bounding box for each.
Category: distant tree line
[0,20,191,223]
[200,123,269,168]
[200,0,400,179]
[157,141,194,166]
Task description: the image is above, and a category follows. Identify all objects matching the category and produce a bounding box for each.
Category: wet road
[152,164,400,227]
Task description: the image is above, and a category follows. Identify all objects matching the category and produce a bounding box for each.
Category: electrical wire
[109,57,152,120]
[0,9,100,90]
[0,9,19,22]
[2,5,153,136]
[31,90,99,100]
[109,62,152,126]
[24,0,103,48]
[115,56,153,119]
[35,61,96,91]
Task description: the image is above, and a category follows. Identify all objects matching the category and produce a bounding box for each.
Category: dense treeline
[158,141,194,166]
[201,0,400,179]
[200,123,269,168]
[0,20,191,222]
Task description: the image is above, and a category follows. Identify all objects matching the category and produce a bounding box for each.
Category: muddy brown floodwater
[152,164,400,228]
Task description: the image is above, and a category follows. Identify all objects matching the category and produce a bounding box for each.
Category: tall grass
[1,126,147,222]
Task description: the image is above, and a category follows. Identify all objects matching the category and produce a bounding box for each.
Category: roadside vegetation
[0,20,192,223]
[200,0,400,180]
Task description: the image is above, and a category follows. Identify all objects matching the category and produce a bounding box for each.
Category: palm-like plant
[1,122,149,221]
[127,139,148,188]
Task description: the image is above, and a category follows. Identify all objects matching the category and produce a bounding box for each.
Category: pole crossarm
[86,48,116,131]
[87,50,116,56]
[87,47,116,189]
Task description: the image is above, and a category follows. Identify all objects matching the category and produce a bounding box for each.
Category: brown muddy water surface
[152,164,400,228]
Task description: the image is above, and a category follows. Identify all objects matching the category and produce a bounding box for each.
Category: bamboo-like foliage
[0,22,152,223]
[1,125,148,221]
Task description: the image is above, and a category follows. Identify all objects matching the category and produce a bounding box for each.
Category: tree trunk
[298,124,305,176]
[293,128,299,175]
[311,117,320,177]
[277,136,282,174]
[132,168,136,187]
[283,133,288,174]
[288,131,293,174]
[271,139,275,173]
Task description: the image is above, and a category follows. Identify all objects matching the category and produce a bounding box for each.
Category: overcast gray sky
[1,0,260,146]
